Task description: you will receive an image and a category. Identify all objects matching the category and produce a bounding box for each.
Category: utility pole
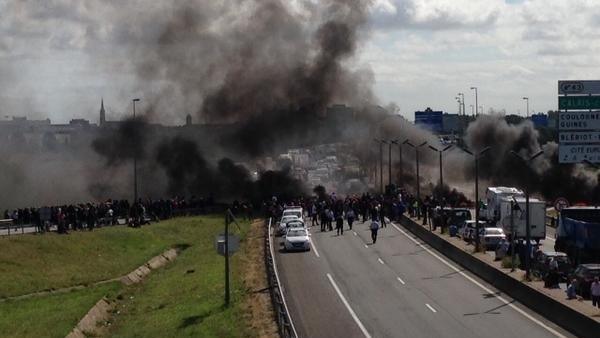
[428,145,452,194]
[391,140,403,187]
[470,87,478,116]
[404,140,427,216]
[460,146,490,251]
[132,98,141,203]
[388,140,393,191]
[224,211,230,306]
[510,150,544,280]
[523,97,529,117]
[374,139,386,194]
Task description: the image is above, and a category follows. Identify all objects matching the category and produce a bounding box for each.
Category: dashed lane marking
[397,277,406,285]
[391,222,567,338]
[378,258,385,265]
[426,304,437,313]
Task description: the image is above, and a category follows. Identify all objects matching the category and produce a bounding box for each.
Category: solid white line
[391,222,566,338]
[425,303,437,313]
[397,277,406,285]
[268,219,299,338]
[327,273,372,338]
[311,239,320,258]
[378,258,385,265]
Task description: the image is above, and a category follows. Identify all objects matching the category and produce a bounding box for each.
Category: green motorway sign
[559,96,600,110]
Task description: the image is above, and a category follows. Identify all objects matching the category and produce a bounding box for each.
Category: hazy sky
[1,0,599,123]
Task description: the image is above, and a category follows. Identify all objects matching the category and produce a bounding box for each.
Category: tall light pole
[458,93,465,115]
[510,149,544,280]
[391,140,403,188]
[470,104,474,115]
[470,87,478,116]
[374,139,386,194]
[460,146,490,251]
[403,140,428,210]
[388,140,394,191]
[523,97,529,117]
[428,145,453,194]
[132,98,141,204]
[455,97,461,115]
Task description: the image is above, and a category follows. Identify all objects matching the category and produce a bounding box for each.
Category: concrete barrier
[399,216,600,338]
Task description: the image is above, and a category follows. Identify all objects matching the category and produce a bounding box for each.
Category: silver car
[284,228,311,252]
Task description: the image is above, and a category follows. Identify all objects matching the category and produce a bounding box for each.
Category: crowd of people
[2,196,218,234]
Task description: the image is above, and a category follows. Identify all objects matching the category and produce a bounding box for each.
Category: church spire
[100,98,106,126]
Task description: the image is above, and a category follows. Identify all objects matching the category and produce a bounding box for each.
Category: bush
[501,255,520,269]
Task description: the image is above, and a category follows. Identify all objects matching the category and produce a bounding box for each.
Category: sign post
[558,80,600,164]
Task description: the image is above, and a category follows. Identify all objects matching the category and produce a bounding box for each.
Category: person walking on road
[346,208,355,230]
[591,277,600,309]
[370,218,380,244]
[336,212,344,235]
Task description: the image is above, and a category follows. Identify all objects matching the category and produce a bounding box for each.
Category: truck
[555,207,600,265]
[496,197,546,242]
[484,187,524,222]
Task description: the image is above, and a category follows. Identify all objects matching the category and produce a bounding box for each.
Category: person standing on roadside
[591,277,600,309]
[370,217,380,244]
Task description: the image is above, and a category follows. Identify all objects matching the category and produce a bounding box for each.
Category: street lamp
[403,140,428,212]
[470,87,478,116]
[455,97,461,115]
[510,149,544,280]
[428,145,453,194]
[132,98,141,204]
[458,93,465,116]
[460,146,490,251]
[391,140,403,188]
[373,139,387,194]
[523,97,529,117]
[470,104,474,115]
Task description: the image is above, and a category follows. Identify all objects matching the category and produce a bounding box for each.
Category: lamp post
[388,140,395,191]
[458,93,465,115]
[510,149,544,280]
[374,139,386,194]
[523,97,529,117]
[470,87,478,116]
[470,104,474,115]
[391,140,403,188]
[132,98,141,203]
[455,97,461,115]
[428,145,453,194]
[460,146,490,251]
[403,140,428,208]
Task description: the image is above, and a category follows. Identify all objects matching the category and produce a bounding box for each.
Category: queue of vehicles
[276,206,312,252]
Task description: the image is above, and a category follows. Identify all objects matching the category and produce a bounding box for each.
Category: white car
[284,228,311,252]
[282,207,304,223]
[479,227,506,250]
[277,215,300,236]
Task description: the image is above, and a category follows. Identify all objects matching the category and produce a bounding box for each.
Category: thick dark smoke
[92,117,148,165]
[462,115,600,203]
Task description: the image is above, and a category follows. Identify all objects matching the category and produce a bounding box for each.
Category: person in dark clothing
[370,218,380,244]
[346,208,355,230]
[336,213,344,235]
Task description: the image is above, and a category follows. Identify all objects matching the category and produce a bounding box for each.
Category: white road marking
[397,277,406,285]
[425,303,437,313]
[391,222,566,338]
[327,273,372,338]
[310,239,320,258]
[353,231,358,236]
[364,244,368,248]
[378,258,385,265]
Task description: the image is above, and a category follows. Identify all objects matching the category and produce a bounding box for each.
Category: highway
[273,219,573,338]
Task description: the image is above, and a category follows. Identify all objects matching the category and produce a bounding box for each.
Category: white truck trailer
[497,196,546,241]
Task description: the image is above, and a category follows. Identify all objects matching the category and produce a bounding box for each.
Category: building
[415,108,444,134]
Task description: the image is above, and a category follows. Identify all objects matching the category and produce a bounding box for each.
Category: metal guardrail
[264,217,298,338]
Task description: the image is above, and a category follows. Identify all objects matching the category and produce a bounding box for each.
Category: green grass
[0,216,212,297]
[108,215,253,338]
[0,282,120,338]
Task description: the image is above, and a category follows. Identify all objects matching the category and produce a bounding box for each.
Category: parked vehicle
[531,251,572,282]
[460,220,490,242]
[555,207,600,265]
[570,264,600,298]
[496,197,546,242]
[277,215,300,236]
[442,208,472,227]
[478,227,506,250]
[284,228,311,252]
[282,207,304,223]
[484,187,524,221]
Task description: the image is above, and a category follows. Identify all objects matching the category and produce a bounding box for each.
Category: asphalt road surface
[273,219,573,338]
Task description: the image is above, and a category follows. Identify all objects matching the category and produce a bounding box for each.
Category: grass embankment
[0,215,265,338]
[0,282,120,338]
[108,216,256,337]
